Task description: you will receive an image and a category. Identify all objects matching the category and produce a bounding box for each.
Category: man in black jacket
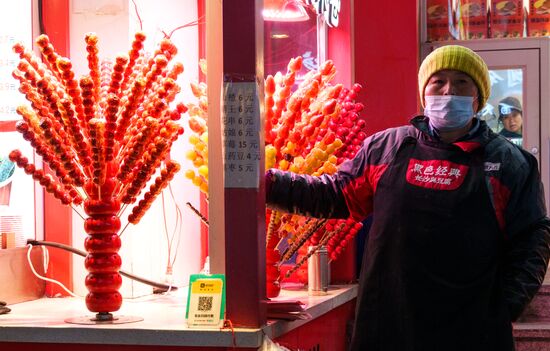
[266,45,550,350]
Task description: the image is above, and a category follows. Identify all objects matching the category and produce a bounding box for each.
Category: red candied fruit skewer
[108,54,128,98]
[115,78,146,142]
[117,117,158,182]
[142,54,169,97]
[85,33,101,104]
[120,31,146,94]
[9,150,73,205]
[13,42,46,77]
[58,98,93,169]
[127,161,180,224]
[120,122,180,204]
[35,34,62,80]
[16,121,70,185]
[88,118,106,186]
[56,57,87,131]
[99,59,113,110]
[103,94,120,163]
[80,76,97,124]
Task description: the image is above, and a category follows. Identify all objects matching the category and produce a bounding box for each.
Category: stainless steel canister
[308,245,329,295]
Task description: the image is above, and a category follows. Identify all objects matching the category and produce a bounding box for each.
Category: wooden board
[0,246,45,304]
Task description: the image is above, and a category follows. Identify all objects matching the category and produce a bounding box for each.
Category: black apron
[350,136,514,351]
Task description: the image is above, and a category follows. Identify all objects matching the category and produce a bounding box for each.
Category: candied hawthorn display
[10,32,185,318]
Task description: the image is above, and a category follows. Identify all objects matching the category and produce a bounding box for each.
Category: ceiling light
[263,0,310,22]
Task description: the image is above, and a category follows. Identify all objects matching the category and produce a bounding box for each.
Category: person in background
[266,45,550,351]
[498,96,523,146]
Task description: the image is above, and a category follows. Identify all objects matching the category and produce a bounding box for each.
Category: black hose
[27,240,177,292]
[37,0,45,35]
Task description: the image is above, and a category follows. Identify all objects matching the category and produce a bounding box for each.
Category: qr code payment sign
[198,296,213,311]
[187,277,224,327]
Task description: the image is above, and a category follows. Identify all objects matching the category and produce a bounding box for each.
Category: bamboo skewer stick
[186,201,208,226]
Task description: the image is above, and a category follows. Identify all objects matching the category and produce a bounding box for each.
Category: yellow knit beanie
[418,45,490,112]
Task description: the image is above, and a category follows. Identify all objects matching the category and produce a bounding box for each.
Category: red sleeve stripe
[342,164,388,221]
[488,176,511,233]
[453,141,482,153]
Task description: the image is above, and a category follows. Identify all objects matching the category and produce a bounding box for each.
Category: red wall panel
[353,0,419,136]
[328,0,352,88]
[327,0,356,284]
[40,0,73,296]
[222,0,266,328]
[274,300,356,351]
[327,1,419,284]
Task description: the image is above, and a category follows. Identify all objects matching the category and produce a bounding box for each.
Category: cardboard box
[427,0,456,41]
[0,247,46,304]
[528,0,550,36]
[1,232,15,249]
[460,1,488,39]
[490,0,525,38]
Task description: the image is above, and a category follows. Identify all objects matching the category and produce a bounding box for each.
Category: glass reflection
[477,68,523,147]
[264,4,319,86]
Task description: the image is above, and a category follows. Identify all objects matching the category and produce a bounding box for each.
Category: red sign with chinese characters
[306,0,341,27]
[406,158,469,191]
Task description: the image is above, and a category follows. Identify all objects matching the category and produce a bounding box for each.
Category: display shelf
[0,284,357,348]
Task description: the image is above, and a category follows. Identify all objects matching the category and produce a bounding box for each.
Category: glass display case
[0,3,358,350]
[264,0,326,85]
[422,0,550,41]
[0,0,43,248]
[479,67,524,145]
[68,0,202,298]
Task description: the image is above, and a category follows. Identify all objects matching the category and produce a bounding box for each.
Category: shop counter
[0,284,358,350]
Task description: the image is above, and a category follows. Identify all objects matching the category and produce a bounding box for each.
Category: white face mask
[424,95,475,132]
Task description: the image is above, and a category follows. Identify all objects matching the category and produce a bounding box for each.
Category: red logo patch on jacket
[406,158,469,190]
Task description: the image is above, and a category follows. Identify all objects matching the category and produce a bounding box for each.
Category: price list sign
[0,1,32,121]
[222,81,261,188]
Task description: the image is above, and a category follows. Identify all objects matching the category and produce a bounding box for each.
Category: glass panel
[426,0,458,41]
[0,0,37,248]
[477,68,524,146]
[0,0,32,122]
[490,0,525,38]
[0,132,37,247]
[460,0,489,40]
[264,4,320,85]
[420,1,550,42]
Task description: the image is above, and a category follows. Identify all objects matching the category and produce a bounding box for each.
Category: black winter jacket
[266,117,550,351]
